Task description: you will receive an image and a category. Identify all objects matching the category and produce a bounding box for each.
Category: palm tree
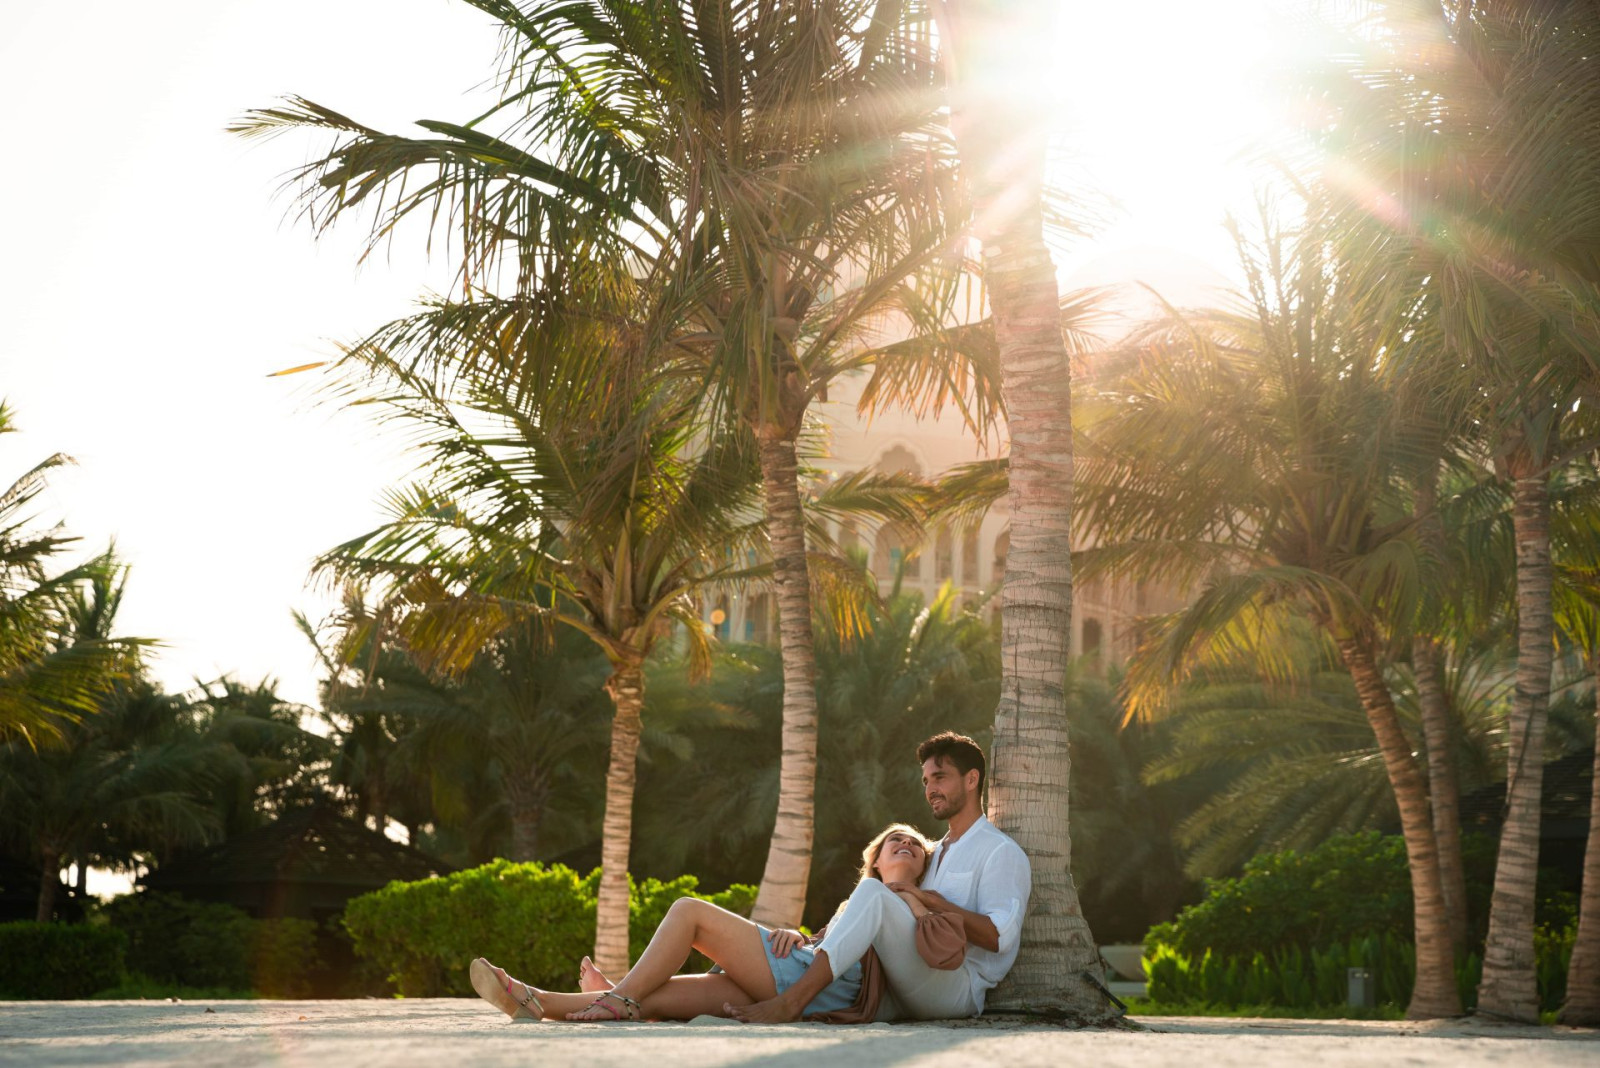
[317,332,764,975]
[1076,213,1461,1017]
[319,598,614,862]
[1552,461,1600,1024]
[0,563,214,921]
[1307,0,1600,1020]
[927,0,1106,1015]
[237,0,995,927]
[185,676,332,839]
[0,404,135,745]
[1142,631,1542,884]
[632,580,1000,922]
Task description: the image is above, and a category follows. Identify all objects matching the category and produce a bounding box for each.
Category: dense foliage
[101,892,321,998]
[342,861,755,997]
[0,922,126,999]
[1144,927,1575,1015]
[1141,831,1581,1012]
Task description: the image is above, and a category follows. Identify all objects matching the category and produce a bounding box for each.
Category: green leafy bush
[342,861,756,997]
[1144,833,1415,960]
[1144,928,1573,1013]
[0,922,126,999]
[100,892,320,997]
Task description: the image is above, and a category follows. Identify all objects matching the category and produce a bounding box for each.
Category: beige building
[705,257,1223,665]
[707,361,1183,670]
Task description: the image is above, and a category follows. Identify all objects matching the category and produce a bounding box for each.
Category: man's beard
[931,789,965,820]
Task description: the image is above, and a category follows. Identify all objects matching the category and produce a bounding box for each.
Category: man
[729,731,1031,1021]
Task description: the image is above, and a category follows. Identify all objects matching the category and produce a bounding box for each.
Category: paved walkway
[1,999,1595,1067]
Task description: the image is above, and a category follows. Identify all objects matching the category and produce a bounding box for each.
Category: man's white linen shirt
[921,814,1031,1012]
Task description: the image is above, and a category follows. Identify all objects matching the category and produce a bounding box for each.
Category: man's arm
[885,883,1000,952]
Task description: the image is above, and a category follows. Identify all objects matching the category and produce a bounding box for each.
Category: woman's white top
[921,814,1032,1012]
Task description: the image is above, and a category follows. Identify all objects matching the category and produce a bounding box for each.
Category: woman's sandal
[469,957,544,1021]
[570,990,642,1022]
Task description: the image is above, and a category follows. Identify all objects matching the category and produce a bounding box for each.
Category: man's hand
[766,928,805,958]
[884,883,1000,952]
[725,994,802,1024]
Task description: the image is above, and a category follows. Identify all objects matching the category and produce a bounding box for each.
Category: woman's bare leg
[566,898,777,1020]
[482,899,778,1022]
[638,974,759,1020]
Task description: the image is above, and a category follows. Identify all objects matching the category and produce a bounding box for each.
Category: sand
[1,999,1595,1068]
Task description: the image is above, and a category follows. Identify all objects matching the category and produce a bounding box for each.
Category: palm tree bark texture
[1562,653,1600,1025]
[1413,635,1469,953]
[1335,633,1460,1017]
[1478,473,1555,1021]
[934,0,1104,1018]
[35,842,61,924]
[503,765,549,863]
[1411,473,1470,953]
[751,437,821,927]
[595,660,647,977]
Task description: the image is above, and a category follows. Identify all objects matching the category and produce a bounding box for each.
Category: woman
[470,823,944,1022]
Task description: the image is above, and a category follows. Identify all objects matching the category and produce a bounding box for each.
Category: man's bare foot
[578,955,613,993]
[724,994,802,1024]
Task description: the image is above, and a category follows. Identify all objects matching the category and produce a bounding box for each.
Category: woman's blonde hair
[857,823,936,884]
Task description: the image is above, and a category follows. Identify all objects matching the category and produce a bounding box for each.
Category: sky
[1,0,1323,709]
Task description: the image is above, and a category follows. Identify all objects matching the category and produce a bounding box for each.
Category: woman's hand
[886,883,955,912]
[767,928,806,958]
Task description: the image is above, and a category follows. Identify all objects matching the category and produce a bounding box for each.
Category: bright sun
[1044,0,1323,285]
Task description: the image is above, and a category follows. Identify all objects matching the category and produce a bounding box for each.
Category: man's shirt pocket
[935,870,975,909]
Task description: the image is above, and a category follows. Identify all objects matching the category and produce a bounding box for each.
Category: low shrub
[0,922,126,999]
[1144,833,1417,961]
[99,893,320,997]
[1143,926,1574,1013]
[342,861,757,997]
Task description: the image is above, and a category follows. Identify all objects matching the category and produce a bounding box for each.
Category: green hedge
[100,893,321,998]
[0,922,126,999]
[342,861,757,997]
[1140,831,1576,1014]
[1144,925,1575,1013]
[1145,833,1428,960]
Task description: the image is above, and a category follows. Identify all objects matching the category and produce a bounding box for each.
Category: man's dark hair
[917,731,986,799]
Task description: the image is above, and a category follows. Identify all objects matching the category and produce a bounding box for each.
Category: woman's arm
[885,883,999,951]
[892,887,931,918]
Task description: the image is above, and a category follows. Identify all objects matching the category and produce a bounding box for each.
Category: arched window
[873,525,920,582]
[961,526,980,586]
[839,520,862,558]
[935,526,954,582]
[1082,616,1103,661]
[992,529,1010,587]
[747,593,772,645]
[877,444,922,477]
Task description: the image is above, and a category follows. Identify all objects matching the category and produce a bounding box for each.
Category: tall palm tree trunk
[934,0,1103,1017]
[36,844,60,924]
[595,661,645,976]
[1413,471,1469,952]
[1478,474,1554,1022]
[751,436,819,927]
[1336,635,1461,1018]
[1561,657,1600,1025]
[504,767,548,863]
[1415,635,1470,952]
[981,231,1103,1017]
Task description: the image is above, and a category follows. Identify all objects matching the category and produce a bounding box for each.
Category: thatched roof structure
[139,803,450,920]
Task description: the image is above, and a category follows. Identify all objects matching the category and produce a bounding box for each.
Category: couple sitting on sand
[470,731,1031,1024]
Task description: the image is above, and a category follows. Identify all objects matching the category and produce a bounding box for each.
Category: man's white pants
[815,879,980,1020]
